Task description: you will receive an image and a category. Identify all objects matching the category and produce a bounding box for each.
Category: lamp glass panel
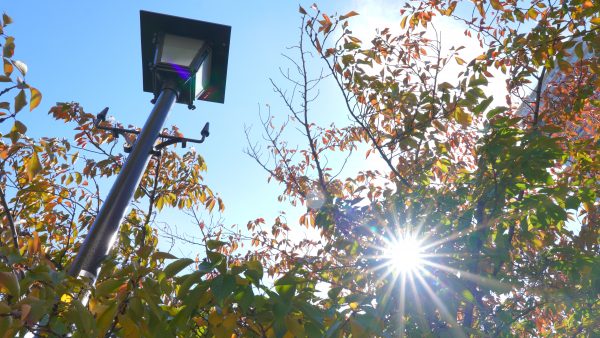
[160,34,205,68]
[195,51,212,97]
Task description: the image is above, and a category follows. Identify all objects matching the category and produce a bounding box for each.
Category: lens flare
[383,235,424,274]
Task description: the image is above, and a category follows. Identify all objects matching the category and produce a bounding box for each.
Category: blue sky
[1,1,370,251]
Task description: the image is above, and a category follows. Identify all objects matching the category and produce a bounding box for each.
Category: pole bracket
[93,107,210,154]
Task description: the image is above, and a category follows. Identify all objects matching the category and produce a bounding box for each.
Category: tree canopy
[1,0,599,337]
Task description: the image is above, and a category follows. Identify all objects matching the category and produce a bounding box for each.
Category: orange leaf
[3,58,13,76]
[340,11,359,20]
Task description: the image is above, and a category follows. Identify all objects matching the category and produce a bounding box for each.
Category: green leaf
[14,89,26,113]
[473,96,494,115]
[245,260,263,285]
[95,278,125,298]
[462,289,475,303]
[565,195,580,210]
[469,75,488,87]
[96,301,119,336]
[234,286,254,311]
[486,106,508,119]
[163,258,194,279]
[0,271,20,297]
[206,239,227,250]
[152,251,178,260]
[206,251,224,265]
[211,274,236,306]
[176,270,204,298]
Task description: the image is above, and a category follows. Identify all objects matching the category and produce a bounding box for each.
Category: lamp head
[140,11,231,106]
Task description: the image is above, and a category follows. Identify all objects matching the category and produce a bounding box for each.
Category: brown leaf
[14,89,26,113]
[299,5,307,15]
[13,120,26,134]
[3,36,14,58]
[2,13,13,26]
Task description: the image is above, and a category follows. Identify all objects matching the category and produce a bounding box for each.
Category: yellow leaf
[591,17,600,26]
[60,293,73,303]
[453,106,472,127]
[455,56,466,65]
[349,302,359,310]
[490,0,503,10]
[400,16,408,29]
[29,87,41,111]
[26,151,42,181]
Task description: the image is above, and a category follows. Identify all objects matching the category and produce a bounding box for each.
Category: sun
[382,234,425,274]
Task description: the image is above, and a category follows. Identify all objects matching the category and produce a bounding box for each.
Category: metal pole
[69,83,178,283]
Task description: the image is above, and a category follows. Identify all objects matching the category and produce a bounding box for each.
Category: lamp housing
[140,10,231,106]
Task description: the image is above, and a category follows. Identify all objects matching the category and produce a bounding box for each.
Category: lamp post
[68,10,231,284]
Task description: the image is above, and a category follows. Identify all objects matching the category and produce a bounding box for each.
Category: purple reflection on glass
[167,62,191,80]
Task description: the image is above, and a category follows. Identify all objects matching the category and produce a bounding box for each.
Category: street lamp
[68,10,231,284]
[140,10,231,108]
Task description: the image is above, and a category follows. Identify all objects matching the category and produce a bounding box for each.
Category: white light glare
[384,235,425,274]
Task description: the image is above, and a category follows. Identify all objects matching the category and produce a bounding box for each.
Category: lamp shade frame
[140,10,231,105]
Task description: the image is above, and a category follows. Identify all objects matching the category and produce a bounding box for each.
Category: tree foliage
[248,1,599,336]
[1,0,600,337]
